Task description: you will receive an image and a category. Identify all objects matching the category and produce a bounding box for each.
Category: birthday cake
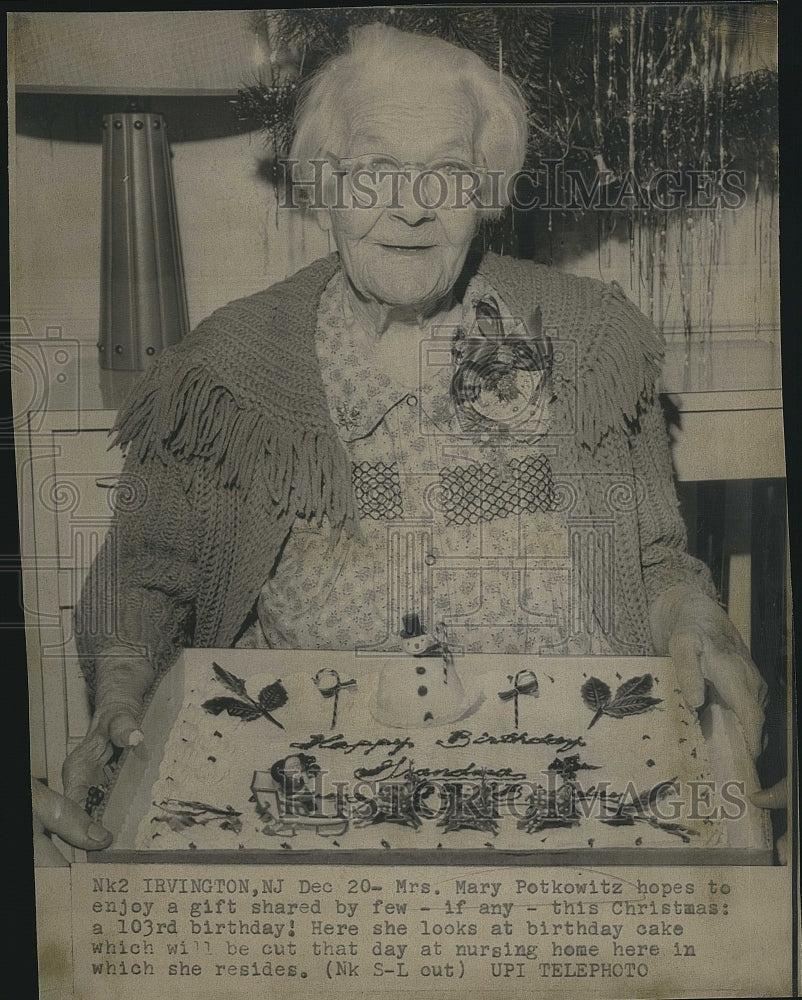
[126,641,728,854]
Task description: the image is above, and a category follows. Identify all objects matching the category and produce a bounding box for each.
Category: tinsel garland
[234,6,777,185]
[234,6,778,371]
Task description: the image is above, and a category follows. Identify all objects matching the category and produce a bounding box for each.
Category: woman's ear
[309,151,337,234]
[315,209,333,235]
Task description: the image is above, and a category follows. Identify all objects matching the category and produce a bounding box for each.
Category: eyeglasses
[328,153,487,209]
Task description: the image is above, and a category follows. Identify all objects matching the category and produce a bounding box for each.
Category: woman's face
[320,77,481,314]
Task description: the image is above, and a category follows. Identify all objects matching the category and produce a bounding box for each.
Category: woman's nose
[386,175,437,225]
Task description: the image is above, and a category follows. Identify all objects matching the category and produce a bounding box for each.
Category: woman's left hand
[750,779,789,864]
[650,585,768,760]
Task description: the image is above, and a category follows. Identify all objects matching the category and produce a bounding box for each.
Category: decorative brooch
[451,295,553,438]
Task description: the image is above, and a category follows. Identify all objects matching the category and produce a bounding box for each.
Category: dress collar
[315,268,553,447]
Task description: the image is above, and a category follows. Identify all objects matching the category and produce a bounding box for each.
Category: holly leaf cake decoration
[603,694,663,719]
[151,798,243,834]
[257,680,289,729]
[202,697,263,721]
[211,661,250,698]
[581,674,662,728]
[580,677,611,728]
[612,674,655,699]
[202,662,287,729]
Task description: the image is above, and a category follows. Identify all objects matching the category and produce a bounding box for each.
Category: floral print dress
[237,270,612,656]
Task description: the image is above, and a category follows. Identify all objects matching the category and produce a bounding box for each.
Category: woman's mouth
[378,244,436,253]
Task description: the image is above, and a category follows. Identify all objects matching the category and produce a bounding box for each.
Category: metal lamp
[97,108,188,370]
[12,11,269,372]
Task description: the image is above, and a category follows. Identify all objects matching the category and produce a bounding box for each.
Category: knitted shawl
[77,252,713,688]
[113,252,662,502]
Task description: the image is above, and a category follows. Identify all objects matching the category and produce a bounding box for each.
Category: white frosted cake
[121,651,727,854]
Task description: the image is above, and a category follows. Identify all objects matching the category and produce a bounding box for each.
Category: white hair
[289,23,529,208]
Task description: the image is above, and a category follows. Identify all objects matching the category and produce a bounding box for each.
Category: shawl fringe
[111,253,660,541]
[577,279,664,448]
[477,255,664,450]
[112,357,357,533]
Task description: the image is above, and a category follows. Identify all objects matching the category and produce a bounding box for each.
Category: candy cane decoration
[434,621,453,685]
[313,668,356,730]
[498,669,539,730]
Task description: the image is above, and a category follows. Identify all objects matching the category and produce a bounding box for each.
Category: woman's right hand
[61,706,143,806]
[62,658,153,806]
[33,779,112,864]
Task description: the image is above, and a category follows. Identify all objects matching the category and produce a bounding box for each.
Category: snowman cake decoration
[373,614,482,728]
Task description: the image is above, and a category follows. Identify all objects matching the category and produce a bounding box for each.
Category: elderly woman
[62,25,770,835]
